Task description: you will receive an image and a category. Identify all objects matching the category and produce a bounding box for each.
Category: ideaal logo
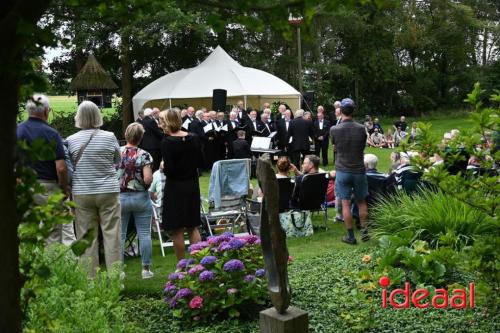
[379,276,475,309]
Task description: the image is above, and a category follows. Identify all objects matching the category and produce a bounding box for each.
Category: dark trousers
[290,150,308,168]
[314,139,329,165]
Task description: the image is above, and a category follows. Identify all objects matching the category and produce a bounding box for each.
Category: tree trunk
[120,33,133,137]
[0,2,50,332]
[482,27,488,66]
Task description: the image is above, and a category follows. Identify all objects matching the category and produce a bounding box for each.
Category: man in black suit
[232,130,252,159]
[260,113,273,137]
[182,106,195,122]
[328,101,341,124]
[246,110,264,140]
[313,111,331,166]
[236,100,249,123]
[189,110,208,172]
[226,110,241,158]
[215,111,227,160]
[288,109,314,167]
[135,110,144,124]
[276,109,292,153]
[139,108,164,172]
[204,111,217,168]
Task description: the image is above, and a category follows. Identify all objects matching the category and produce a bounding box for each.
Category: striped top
[67,129,120,195]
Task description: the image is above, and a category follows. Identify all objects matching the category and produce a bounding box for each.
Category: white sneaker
[141,269,154,279]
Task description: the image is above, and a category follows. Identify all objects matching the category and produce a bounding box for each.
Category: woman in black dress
[159,108,202,260]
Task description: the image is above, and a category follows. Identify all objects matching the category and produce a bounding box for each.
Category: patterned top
[117,146,153,192]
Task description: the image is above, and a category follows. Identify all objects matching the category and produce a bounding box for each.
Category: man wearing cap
[330,98,370,244]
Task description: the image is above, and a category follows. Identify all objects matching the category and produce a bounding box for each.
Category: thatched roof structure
[70,54,118,91]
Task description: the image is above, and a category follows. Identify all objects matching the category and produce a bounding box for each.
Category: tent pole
[244,95,247,110]
[169,99,172,108]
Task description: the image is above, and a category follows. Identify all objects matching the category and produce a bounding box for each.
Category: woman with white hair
[67,101,121,277]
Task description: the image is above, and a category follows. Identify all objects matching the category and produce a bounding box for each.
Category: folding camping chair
[151,200,189,257]
[202,159,252,236]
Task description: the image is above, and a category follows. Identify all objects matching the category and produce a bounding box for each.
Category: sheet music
[268,131,277,139]
[182,119,191,130]
[221,124,228,132]
[289,136,293,143]
[203,123,213,133]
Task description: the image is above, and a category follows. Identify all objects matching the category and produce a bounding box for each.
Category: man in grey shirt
[330,98,370,244]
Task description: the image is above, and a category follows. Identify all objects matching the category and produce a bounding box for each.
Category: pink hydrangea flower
[189,295,204,309]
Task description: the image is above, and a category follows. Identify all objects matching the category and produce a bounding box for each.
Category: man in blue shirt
[17,94,74,244]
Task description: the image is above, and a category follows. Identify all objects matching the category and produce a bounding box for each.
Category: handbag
[279,210,313,238]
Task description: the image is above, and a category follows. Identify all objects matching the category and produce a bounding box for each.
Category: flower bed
[164,233,268,322]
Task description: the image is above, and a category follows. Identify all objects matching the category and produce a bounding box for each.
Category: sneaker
[341,235,357,245]
[141,269,154,279]
[361,230,371,242]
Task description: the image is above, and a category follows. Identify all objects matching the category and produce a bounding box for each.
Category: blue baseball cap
[341,98,355,108]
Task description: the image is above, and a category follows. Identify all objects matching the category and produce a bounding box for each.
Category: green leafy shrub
[164,233,267,323]
[371,189,496,250]
[23,245,125,333]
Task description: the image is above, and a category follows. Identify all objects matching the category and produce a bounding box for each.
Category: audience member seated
[232,130,252,159]
[368,128,386,148]
[373,117,383,134]
[275,156,300,179]
[393,152,421,193]
[290,155,319,208]
[394,126,407,146]
[393,115,407,132]
[389,151,401,173]
[364,154,384,176]
[364,115,374,135]
[385,129,395,149]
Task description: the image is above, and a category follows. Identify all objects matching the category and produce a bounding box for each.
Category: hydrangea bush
[163,233,267,322]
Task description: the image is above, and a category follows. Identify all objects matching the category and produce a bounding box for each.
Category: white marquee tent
[132,46,301,117]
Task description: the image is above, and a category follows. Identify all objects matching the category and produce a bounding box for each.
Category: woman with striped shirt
[67,101,121,277]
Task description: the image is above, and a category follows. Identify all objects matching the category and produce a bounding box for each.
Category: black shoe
[361,230,371,242]
[335,217,344,223]
[341,235,357,245]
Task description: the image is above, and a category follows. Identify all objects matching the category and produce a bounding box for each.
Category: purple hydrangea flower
[244,274,255,282]
[207,236,221,245]
[176,258,195,270]
[227,288,238,295]
[228,238,245,250]
[188,264,205,275]
[164,283,178,295]
[199,270,215,282]
[188,241,209,252]
[217,242,232,252]
[175,288,193,299]
[169,272,183,281]
[200,255,217,265]
[169,299,177,308]
[255,269,265,277]
[218,232,233,242]
[223,259,245,272]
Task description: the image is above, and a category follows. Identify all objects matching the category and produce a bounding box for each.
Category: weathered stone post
[257,155,308,333]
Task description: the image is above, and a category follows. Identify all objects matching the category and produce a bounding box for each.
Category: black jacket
[288,117,313,152]
[232,138,252,159]
[312,118,331,141]
[188,118,207,142]
[276,118,291,148]
[140,116,163,151]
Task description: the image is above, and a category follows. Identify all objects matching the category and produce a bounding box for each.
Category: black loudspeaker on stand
[301,91,314,112]
[212,89,227,112]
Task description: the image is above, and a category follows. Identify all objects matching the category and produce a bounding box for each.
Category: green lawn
[122,111,472,295]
